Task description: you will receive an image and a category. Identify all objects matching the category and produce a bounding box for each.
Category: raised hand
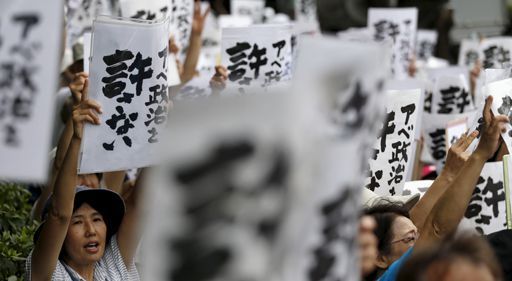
[475,96,509,160]
[71,79,102,139]
[191,0,210,37]
[69,72,89,106]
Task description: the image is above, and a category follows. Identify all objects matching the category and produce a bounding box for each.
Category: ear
[375,254,390,269]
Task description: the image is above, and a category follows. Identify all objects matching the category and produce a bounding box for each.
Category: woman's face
[63,203,107,266]
[387,216,418,264]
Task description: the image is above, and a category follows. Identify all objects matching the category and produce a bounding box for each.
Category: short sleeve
[100,235,140,281]
[378,247,414,281]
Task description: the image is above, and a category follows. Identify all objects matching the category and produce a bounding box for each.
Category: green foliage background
[0,183,39,281]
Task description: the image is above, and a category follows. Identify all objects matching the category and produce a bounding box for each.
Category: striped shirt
[26,235,140,281]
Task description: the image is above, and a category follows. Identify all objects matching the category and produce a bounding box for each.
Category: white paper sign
[421,112,475,166]
[294,0,319,33]
[431,74,475,114]
[415,29,437,62]
[479,37,512,69]
[218,15,253,29]
[119,0,169,20]
[458,39,479,68]
[79,16,169,173]
[366,89,421,196]
[230,0,265,24]
[0,0,64,182]
[277,36,390,281]
[446,117,468,149]
[461,162,507,235]
[66,0,113,47]
[402,180,434,197]
[169,0,194,60]
[221,24,293,95]
[142,92,308,281]
[174,70,212,101]
[83,32,92,72]
[368,8,418,79]
[485,78,512,155]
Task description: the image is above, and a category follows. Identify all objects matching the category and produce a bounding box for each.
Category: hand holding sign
[72,79,102,139]
[443,130,478,176]
[476,96,509,160]
[69,72,89,107]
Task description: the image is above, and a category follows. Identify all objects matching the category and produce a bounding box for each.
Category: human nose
[84,220,97,236]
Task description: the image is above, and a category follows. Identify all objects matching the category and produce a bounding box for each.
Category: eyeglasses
[391,232,419,245]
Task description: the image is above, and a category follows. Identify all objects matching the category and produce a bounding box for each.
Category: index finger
[483,95,493,125]
[459,130,479,151]
[82,78,89,101]
[203,5,211,18]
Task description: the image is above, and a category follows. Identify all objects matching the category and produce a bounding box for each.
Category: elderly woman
[26,79,142,281]
[364,96,509,281]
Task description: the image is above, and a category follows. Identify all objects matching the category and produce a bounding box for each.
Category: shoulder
[26,250,71,281]
[378,247,414,281]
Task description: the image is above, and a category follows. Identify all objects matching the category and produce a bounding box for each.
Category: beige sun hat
[362,187,421,210]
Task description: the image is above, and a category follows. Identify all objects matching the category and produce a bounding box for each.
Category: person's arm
[181,1,210,84]
[31,79,101,280]
[103,171,126,193]
[409,130,478,233]
[415,96,508,249]
[117,169,145,268]
[32,73,89,221]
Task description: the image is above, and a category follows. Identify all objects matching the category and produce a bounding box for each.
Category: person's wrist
[471,149,488,163]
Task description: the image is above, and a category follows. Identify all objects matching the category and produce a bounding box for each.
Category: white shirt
[26,235,140,281]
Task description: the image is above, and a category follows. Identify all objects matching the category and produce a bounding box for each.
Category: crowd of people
[3,1,512,281]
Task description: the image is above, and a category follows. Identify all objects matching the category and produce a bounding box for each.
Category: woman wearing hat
[27,79,141,281]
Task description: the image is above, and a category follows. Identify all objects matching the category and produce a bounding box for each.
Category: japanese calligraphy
[479,38,512,69]
[169,0,194,60]
[221,25,293,95]
[0,0,63,182]
[415,29,437,62]
[120,0,169,21]
[79,16,169,173]
[368,8,418,79]
[366,89,421,196]
[486,78,512,154]
[65,0,113,46]
[458,39,479,68]
[461,162,507,235]
[432,75,474,114]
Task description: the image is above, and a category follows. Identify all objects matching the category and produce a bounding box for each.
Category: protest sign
[446,117,468,149]
[421,112,475,167]
[119,0,169,20]
[230,0,265,24]
[169,0,194,60]
[0,0,64,182]
[66,0,113,47]
[479,37,512,69]
[368,8,418,79]
[431,74,475,114]
[221,24,293,95]
[486,78,512,154]
[141,92,309,281]
[366,89,421,196]
[401,180,434,197]
[294,0,319,33]
[461,162,507,235]
[415,29,437,62]
[458,39,479,68]
[79,16,169,173]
